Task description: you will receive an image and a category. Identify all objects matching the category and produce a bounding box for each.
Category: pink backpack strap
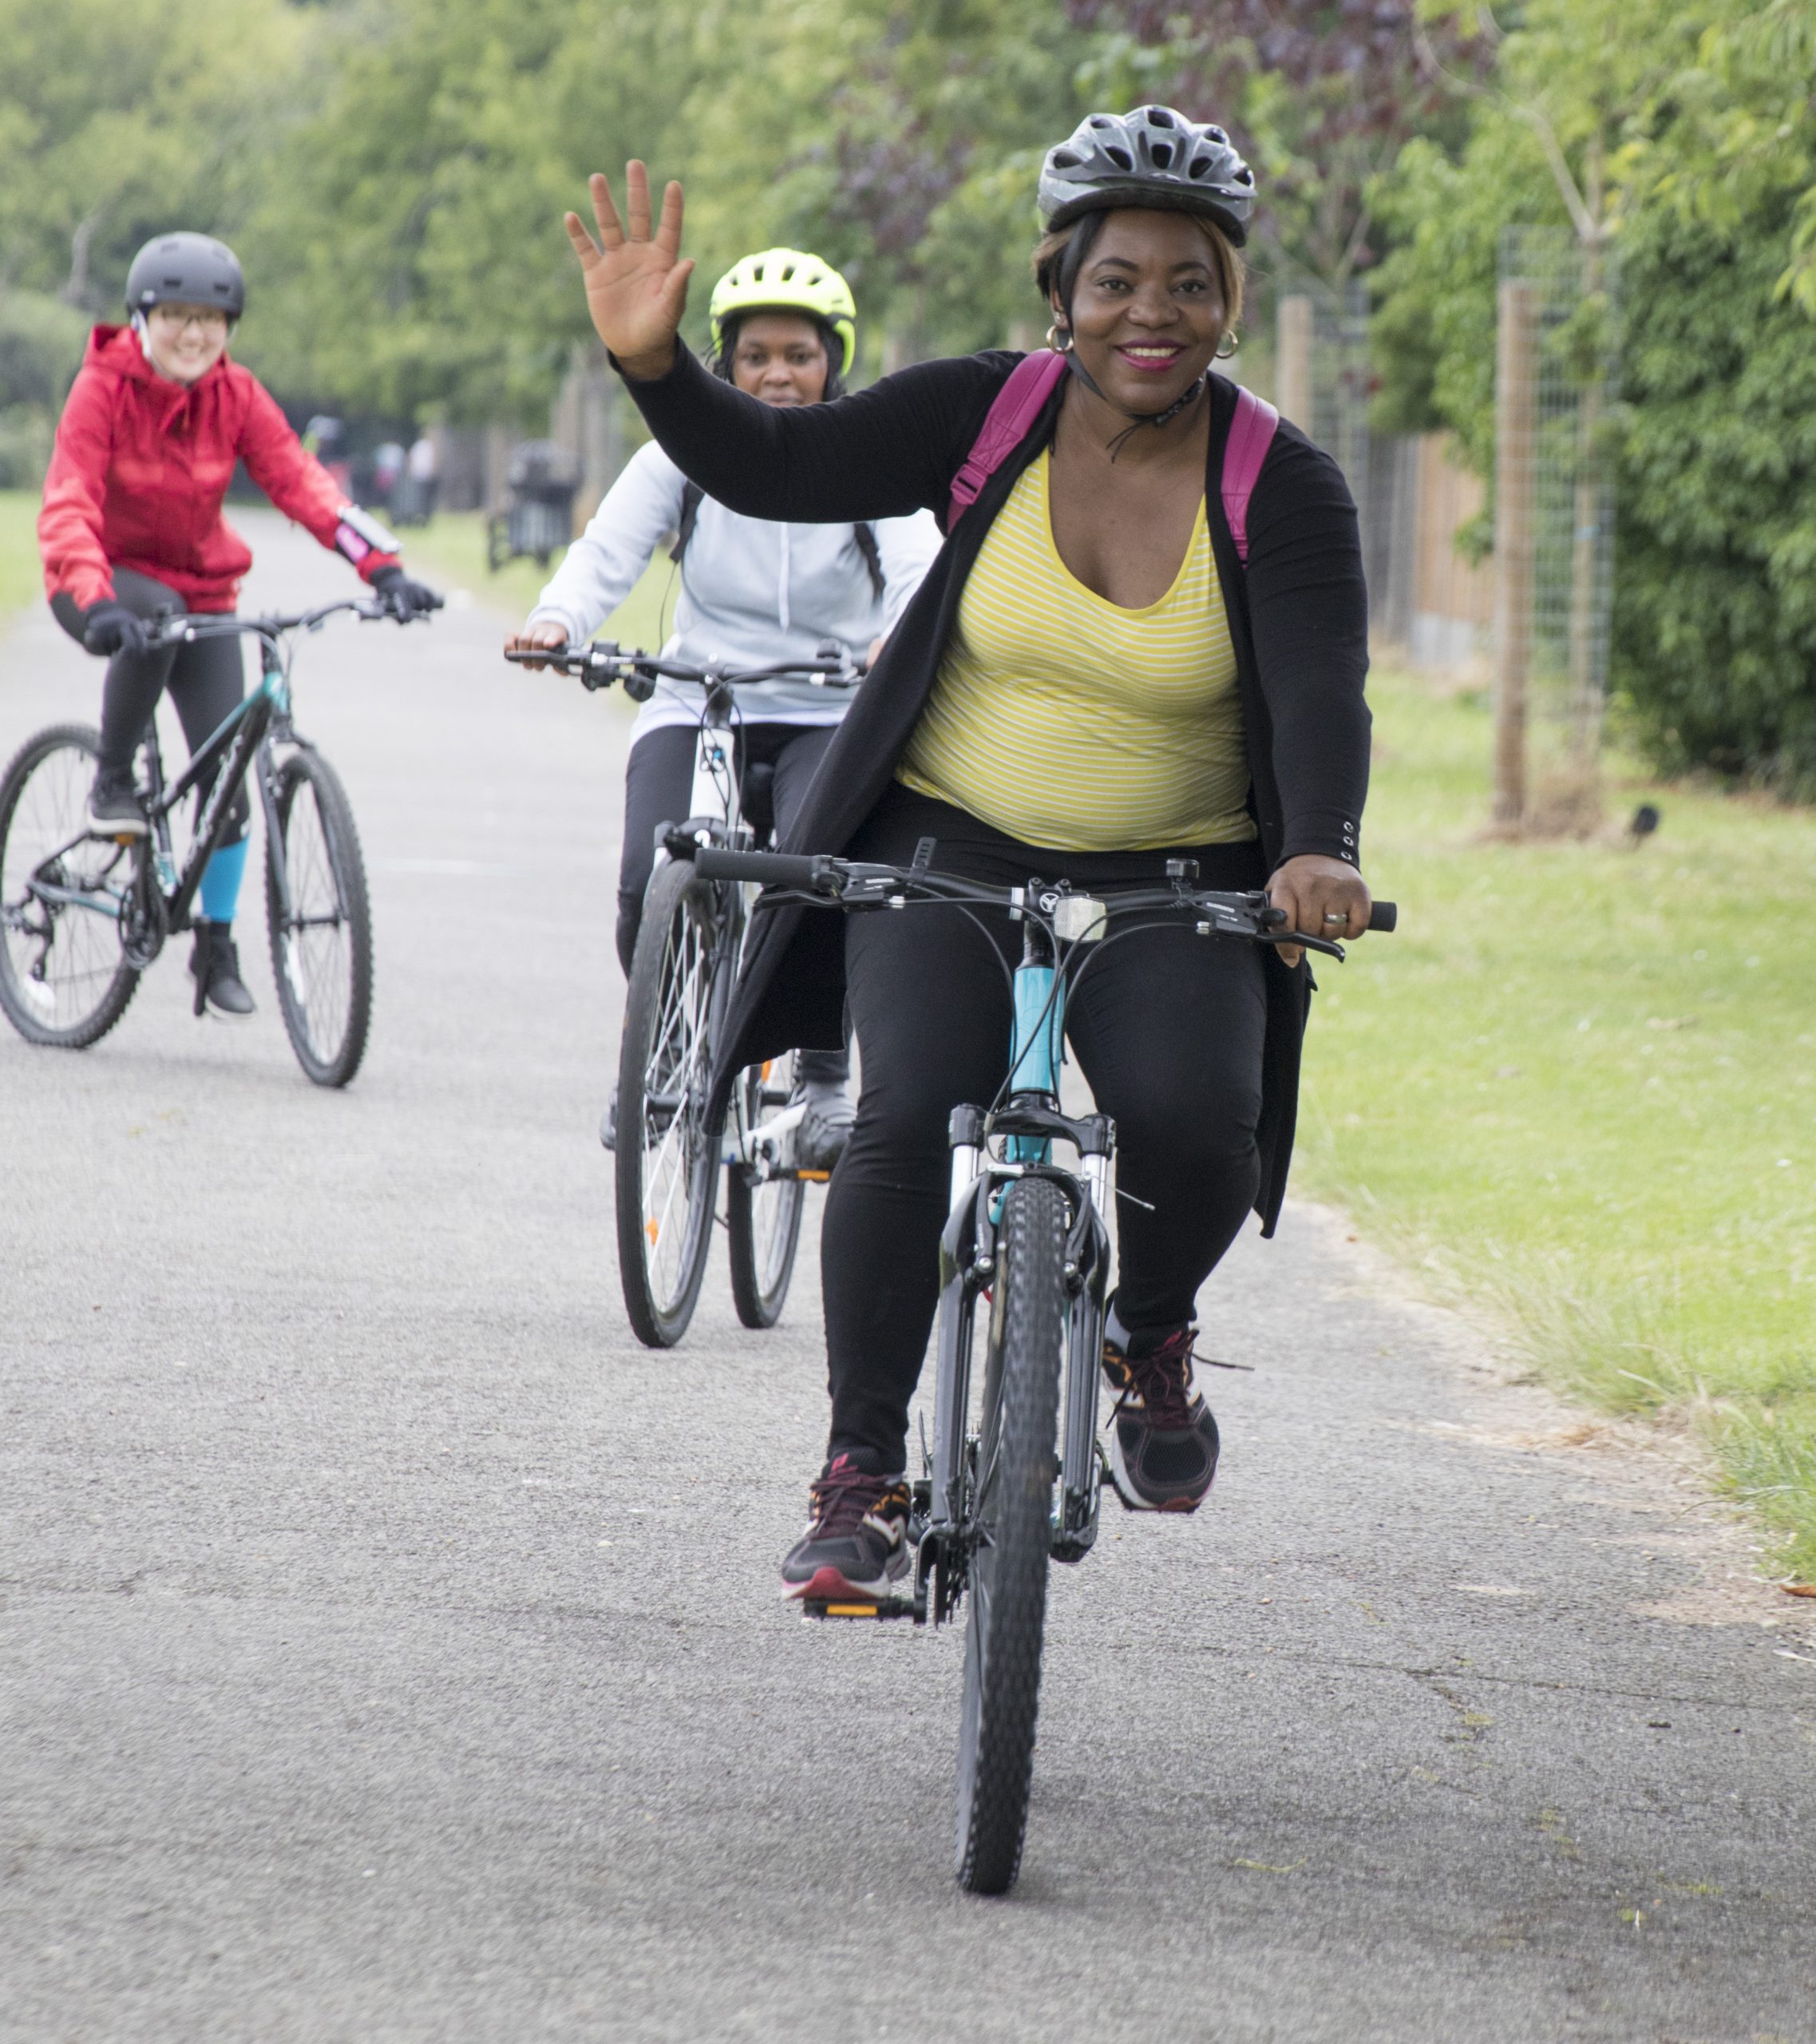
[947,351,1070,530]
[1221,385,1279,564]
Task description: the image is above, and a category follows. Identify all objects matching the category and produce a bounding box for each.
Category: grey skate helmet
[1038,106,1255,246]
[125,232,245,320]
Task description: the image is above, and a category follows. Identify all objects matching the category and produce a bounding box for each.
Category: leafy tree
[1067,0,1486,288]
[0,0,303,479]
[0,0,303,309]
[1375,0,1816,786]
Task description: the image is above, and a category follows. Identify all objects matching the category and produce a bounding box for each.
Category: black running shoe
[781,1453,912,1601]
[1101,1312,1220,1512]
[189,921,255,1021]
[88,766,147,837]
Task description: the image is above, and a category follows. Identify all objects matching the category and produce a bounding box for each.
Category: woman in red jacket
[38,232,440,1019]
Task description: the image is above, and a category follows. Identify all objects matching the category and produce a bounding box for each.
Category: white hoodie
[530,440,940,744]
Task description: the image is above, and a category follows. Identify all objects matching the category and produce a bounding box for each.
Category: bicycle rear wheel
[954,1173,1069,1895]
[615,857,724,1348]
[726,1052,807,1329]
[265,747,373,1087]
[0,724,142,1048]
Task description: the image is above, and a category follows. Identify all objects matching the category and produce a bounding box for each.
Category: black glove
[82,602,149,660]
[370,566,443,620]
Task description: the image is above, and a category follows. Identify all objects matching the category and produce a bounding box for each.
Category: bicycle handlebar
[144,596,417,648]
[689,845,1395,957]
[502,639,864,699]
[693,847,829,889]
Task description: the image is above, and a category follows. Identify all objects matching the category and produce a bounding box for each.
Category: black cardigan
[618,345,1371,1234]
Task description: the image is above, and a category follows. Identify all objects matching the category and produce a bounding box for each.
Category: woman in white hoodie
[508,249,939,1164]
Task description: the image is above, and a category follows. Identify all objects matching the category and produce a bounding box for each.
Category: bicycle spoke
[1,736,136,1039]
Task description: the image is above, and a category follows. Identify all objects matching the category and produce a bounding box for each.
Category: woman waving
[507,248,937,1166]
[568,113,1372,1603]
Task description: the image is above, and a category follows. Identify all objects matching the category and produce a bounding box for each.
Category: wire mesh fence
[1493,226,1620,832]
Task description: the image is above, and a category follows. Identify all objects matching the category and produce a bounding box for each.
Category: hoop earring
[1046,323,1074,355]
[1215,328,1240,360]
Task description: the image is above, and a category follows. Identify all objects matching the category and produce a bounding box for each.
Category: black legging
[619,720,847,1087]
[822,782,1269,1470]
[53,568,249,845]
[617,720,836,972]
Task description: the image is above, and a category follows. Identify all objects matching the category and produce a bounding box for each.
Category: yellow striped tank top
[899,448,1254,851]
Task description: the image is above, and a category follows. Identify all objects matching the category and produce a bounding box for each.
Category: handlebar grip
[693,848,824,889]
[1368,901,1398,933]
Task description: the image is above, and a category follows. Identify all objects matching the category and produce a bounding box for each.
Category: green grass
[1300,670,1816,1576]
[402,510,676,648]
[1,489,44,617]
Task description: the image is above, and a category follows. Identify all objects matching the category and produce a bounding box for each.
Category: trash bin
[487,440,581,571]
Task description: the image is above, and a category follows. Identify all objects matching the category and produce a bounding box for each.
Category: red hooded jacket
[38,325,399,614]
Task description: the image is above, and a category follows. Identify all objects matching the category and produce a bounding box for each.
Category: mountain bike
[682,838,1395,1892]
[503,639,861,1346]
[0,597,430,1085]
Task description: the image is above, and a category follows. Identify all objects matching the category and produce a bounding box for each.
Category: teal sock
[200,838,248,924]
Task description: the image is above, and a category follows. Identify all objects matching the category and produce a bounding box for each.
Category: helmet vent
[1052,149,1081,168]
[1148,107,1174,127]
[1207,127,1227,143]
[1106,145,1133,171]
[1188,157,1210,179]
[1236,166,1254,184]
[1150,142,1173,168]
[1089,115,1113,129]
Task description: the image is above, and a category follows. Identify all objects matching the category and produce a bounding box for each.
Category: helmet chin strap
[1058,339,1207,459]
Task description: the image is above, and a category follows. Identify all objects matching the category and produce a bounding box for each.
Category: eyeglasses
[151,306,231,335]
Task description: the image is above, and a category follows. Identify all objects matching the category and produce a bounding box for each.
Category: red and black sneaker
[781,1453,912,1601]
[1101,1313,1221,1513]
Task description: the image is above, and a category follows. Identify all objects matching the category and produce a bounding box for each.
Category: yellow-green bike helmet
[708,248,857,377]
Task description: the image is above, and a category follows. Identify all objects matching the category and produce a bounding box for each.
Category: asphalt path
[3,514,1813,2043]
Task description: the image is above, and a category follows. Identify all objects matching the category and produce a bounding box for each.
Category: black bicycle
[504,638,861,1345]
[0,597,429,1084]
[679,838,1395,1891]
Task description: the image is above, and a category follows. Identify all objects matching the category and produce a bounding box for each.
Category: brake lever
[1261,928,1346,961]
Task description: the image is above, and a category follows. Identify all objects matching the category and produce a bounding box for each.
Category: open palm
[564,162,694,375]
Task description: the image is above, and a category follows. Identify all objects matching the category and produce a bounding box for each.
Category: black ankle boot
[190,921,255,1021]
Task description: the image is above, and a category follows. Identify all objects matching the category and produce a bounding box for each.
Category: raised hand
[564,163,694,379]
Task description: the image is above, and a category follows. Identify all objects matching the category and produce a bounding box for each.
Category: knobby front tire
[265,747,373,1087]
[615,857,723,1348]
[0,723,141,1049]
[725,1052,807,1329]
[954,1172,1069,1895]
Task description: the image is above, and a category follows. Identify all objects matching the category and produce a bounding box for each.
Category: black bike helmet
[1038,106,1255,247]
[125,232,245,321]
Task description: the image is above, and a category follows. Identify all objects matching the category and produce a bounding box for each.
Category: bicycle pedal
[799,1594,924,1623]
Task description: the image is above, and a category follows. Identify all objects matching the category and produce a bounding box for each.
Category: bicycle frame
[682,841,1395,1624]
[25,603,374,959]
[922,900,1117,1626]
[512,639,861,1186]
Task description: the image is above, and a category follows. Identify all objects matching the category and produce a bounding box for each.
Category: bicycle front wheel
[726,1052,807,1329]
[0,723,142,1049]
[954,1172,1070,1895]
[615,857,725,1348]
[265,747,373,1087]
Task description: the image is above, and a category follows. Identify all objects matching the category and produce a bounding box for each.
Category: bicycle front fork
[919,1103,1116,1621]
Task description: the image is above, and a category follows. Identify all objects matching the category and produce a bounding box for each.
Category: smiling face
[1054,208,1228,417]
[143,301,231,386]
[727,311,831,407]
